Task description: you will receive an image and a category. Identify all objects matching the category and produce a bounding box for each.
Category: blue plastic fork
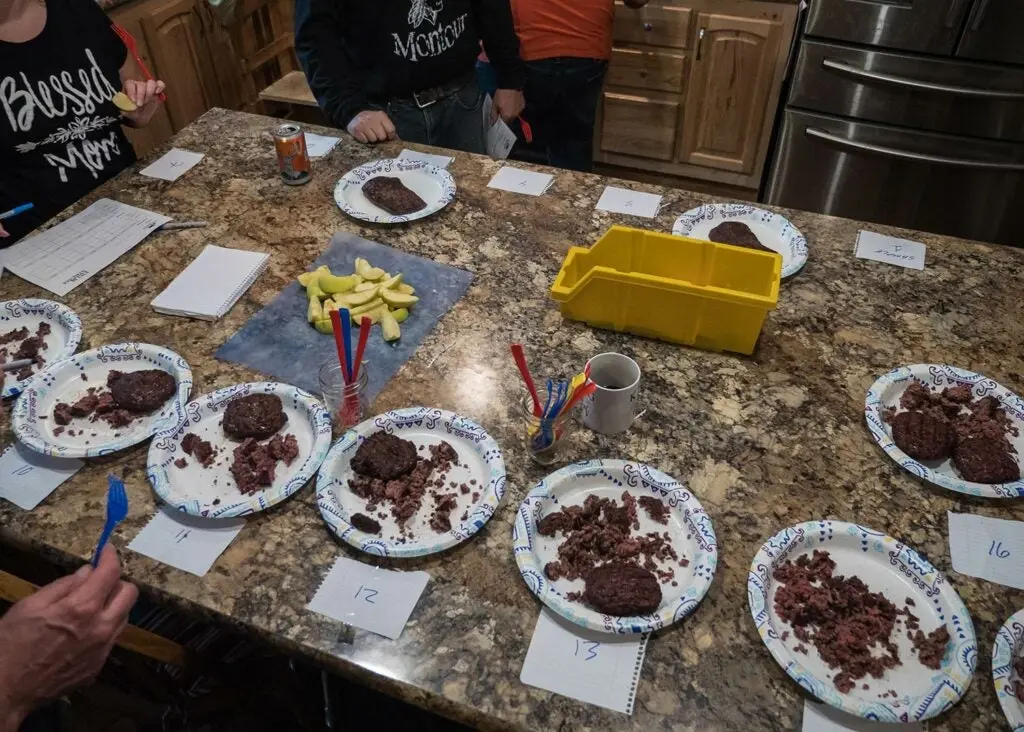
[92,475,128,567]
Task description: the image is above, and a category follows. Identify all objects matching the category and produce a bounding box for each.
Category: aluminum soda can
[273,123,312,185]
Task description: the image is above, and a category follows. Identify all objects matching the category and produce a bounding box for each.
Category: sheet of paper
[128,508,244,577]
[486,118,517,160]
[948,511,1024,590]
[304,132,341,158]
[397,148,453,169]
[802,701,923,732]
[520,609,648,715]
[307,556,429,639]
[1,199,170,296]
[0,443,82,510]
[139,148,205,181]
[487,167,554,197]
[595,186,663,219]
[854,231,926,270]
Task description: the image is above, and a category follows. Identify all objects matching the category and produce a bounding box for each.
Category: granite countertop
[2,108,1023,731]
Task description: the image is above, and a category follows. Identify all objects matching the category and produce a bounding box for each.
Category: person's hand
[346,110,397,144]
[491,88,525,124]
[0,547,137,732]
[0,221,7,239]
[119,79,166,128]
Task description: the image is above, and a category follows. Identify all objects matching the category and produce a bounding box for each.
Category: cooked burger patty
[583,562,662,616]
[362,176,427,216]
[953,437,1020,484]
[891,410,955,462]
[708,221,772,253]
[107,369,177,413]
[222,394,287,439]
[351,431,418,480]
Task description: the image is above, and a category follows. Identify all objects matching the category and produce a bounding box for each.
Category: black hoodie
[295,0,525,129]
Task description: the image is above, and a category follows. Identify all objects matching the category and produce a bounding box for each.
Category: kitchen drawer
[607,47,687,93]
[614,2,692,49]
[600,92,680,161]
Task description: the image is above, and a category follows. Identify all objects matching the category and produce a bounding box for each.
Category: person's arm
[295,0,367,130]
[473,0,525,122]
[118,56,166,128]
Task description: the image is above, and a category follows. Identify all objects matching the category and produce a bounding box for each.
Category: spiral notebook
[151,245,269,321]
[520,609,649,715]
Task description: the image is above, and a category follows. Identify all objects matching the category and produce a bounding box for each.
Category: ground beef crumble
[772,550,950,692]
[228,433,298,494]
[181,433,218,467]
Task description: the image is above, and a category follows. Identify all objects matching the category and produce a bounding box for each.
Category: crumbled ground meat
[50,371,172,431]
[181,433,218,468]
[0,326,29,346]
[1014,654,1024,704]
[773,550,950,692]
[267,433,299,464]
[350,512,381,534]
[539,492,683,590]
[228,433,299,494]
[174,458,188,469]
[53,403,73,426]
[0,322,53,385]
[638,496,669,524]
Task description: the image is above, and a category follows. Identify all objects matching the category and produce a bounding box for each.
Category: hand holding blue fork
[92,475,128,567]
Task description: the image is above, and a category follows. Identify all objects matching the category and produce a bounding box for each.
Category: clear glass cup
[521,393,577,466]
[319,361,369,430]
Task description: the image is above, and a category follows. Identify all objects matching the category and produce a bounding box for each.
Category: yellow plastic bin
[550,226,781,355]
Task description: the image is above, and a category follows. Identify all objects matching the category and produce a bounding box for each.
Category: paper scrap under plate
[398,149,453,169]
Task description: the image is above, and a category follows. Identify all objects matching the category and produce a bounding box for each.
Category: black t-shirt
[0,0,135,245]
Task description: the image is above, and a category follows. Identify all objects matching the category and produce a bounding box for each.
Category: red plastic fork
[111,23,167,102]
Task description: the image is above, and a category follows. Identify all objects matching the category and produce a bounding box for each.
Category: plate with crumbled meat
[316,407,506,557]
[673,203,807,278]
[147,382,331,518]
[0,299,82,399]
[334,158,456,224]
[11,343,191,459]
[748,520,976,722]
[993,609,1024,731]
[513,459,717,635]
[865,364,1024,498]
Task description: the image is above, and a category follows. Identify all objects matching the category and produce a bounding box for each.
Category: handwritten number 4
[354,585,378,604]
[989,540,1010,559]
[574,639,600,661]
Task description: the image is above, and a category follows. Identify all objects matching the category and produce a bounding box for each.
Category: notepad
[151,245,269,320]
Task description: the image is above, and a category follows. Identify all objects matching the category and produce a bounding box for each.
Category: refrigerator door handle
[967,0,991,31]
[805,127,1024,171]
[821,58,1024,100]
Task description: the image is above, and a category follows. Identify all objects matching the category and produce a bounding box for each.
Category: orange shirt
[511,0,614,62]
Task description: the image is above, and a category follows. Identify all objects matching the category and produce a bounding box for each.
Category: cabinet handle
[805,127,1024,171]
[696,27,705,61]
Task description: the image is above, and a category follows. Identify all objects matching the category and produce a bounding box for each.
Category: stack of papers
[151,245,269,321]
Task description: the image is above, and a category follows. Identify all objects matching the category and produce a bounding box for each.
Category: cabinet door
[607,47,688,94]
[600,91,680,161]
[141,0,216,133]
[680,12,782,174]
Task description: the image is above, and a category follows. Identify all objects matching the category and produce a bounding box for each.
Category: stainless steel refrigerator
[766,0,1024,246]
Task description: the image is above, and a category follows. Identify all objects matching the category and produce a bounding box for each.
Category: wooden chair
[227,0,300,114]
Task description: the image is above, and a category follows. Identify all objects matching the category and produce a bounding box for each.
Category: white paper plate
[513,459,718,635]
[673,203,808,278]
[147,382,332,519]
[316,407,506,557]
[11,343,192,458]
[1,299,82,399]
[994,609,1024,732]
[748,520,976,722]
[865,364,1024,499]
[333,158,456,224]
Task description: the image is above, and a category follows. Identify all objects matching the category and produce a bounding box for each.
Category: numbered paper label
[128,508,244,577]
[948,511,1024,590]
[854,231,926,270]
[0,443,81,510]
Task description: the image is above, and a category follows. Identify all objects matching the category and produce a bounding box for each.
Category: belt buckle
[413,90,438,109]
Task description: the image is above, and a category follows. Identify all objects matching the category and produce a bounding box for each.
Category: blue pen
[0,203,33,221]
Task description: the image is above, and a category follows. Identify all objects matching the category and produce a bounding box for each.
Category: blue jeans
[523,58,608,172]
[380,80,485,155]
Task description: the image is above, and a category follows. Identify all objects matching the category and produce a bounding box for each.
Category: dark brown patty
[583,562,662,616]
[891,410,955,461]
[222,394,287,439]
[708,221,772,253]
[362,176,426,216]
[351,431,418,480]
[108,369,176,413]
[952,437,1020,484]
[350,512,382,534]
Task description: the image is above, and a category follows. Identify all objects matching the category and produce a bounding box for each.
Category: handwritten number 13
[989,540,1010,559]
[574,639,600,661]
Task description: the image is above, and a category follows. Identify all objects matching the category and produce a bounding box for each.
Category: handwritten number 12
[574,639,600,661]
[989,540,1010,559]
[354,585,378,604]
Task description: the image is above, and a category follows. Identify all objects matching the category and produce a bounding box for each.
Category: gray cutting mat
[216,233,473,401]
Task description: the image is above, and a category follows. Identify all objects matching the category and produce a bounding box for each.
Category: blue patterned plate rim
[11,342,192,459]
[672,202,808,278]
[146,381,332,519]
[747,520,977,722]
[333,158,456,225]
[512,459,719,635]
[864,364,1024,499]
[316,407,507,558]
[993,608,1024,731]
[1,299,83,399]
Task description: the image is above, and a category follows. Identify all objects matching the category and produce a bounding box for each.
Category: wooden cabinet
[596,0,797,191]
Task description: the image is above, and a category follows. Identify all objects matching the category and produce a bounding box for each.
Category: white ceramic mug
[581,352,641,435]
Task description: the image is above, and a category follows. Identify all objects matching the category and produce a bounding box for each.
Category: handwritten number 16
[574,639,600,661]
[989,540,1010,559]
[354,585,378,604]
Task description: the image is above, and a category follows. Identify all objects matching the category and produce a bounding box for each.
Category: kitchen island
[1,108,1022,732]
